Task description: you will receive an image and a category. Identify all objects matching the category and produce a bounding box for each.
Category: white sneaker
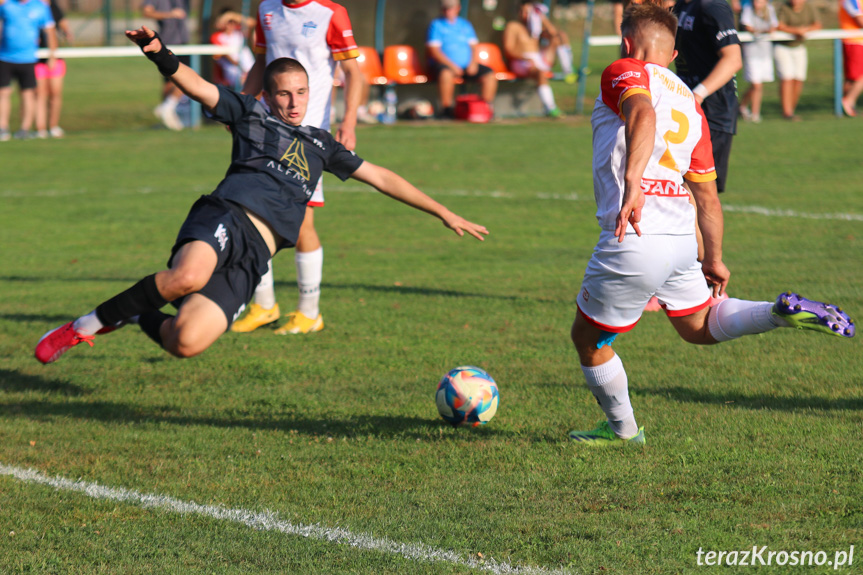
[159,105,184,131]
[36,130,49,139]
[0,129,10,142]
[49,126,65,138]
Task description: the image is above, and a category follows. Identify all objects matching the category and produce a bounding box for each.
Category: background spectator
[738,0,777,122]
[426,0,497,118]
[0,0,56,141]
[210,10,255,88]
[35,0,71,138]
[503,1,562,117]
[521,0,575,82]
[839,0,863,116]
[141,0,190,130]
[775,0,821,120]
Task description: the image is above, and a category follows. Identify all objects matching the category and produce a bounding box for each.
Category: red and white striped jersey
[591,58,716,236]
[255,0,359,129]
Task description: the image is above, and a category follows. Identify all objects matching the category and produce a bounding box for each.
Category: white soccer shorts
[576,231,712,332]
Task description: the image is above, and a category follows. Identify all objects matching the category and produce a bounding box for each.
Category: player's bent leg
[668,305,716,345]
[571,312,616,367]
[157,240,219,301]
[161,293,229,358]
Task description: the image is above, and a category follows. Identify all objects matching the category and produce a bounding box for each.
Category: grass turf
[1,47,861,574]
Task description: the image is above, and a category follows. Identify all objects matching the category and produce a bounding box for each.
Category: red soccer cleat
[34,322,95,364]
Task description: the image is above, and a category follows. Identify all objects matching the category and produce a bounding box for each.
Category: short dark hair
[263,58,309,94]
[621,3,678,40]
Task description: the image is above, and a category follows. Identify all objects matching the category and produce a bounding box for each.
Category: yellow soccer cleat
[274,310,324,335]
[230,303,281,333]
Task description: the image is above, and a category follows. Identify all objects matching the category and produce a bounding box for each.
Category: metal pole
[576,0,595,114]
[834,38,844,117]
[375,0,386,54]
[190,53,201,128]
[104,0,112,46]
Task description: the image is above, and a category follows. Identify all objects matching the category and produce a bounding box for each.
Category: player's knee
[163,269,209,297]
[165,333,209,359]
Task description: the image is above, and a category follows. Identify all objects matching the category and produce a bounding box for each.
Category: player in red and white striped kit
[568,3,855,446]
[233,0,362,335]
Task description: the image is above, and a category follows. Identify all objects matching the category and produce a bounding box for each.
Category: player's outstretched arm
[350,162,489,241]
[687,179,729,297]
[125,26,220,111]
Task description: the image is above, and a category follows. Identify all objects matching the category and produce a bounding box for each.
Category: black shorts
[162,55,191,81]
[0,60,37,90]
[428,61,494,83]
[169,195,271,327]
[709,129,733,193]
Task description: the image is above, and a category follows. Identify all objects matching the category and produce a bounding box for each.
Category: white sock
[707,298,784,342]
[73,310,104,336]
[582,353,639,439]
[557,45,574,75]
[296,247,323,318]
[538,84,557,112]
[253,260,277,310]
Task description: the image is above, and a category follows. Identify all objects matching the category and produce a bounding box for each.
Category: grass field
[1,46,862,574]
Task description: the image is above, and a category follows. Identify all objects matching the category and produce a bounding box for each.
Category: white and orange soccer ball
[435,366,499,427]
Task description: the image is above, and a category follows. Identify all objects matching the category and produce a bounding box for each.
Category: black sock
[95,274,168,327]
[138,310,173,347]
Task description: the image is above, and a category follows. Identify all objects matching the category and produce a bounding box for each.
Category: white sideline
[2,184,861,222]
[0,463,570,575]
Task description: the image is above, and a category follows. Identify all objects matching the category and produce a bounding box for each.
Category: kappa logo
[263,13,273,30]
[214,223,229,252]
[611,70,640,88]
[680,14,694,30]
[279,138,311,180]
[302,20,318,38]
[582,287,590,303]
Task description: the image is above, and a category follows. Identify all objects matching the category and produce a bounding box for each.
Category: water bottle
[382,86,397,124]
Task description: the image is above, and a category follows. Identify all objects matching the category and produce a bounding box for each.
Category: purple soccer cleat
[773,292,856,338]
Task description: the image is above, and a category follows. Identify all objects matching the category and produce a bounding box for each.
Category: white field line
[0,463,571,575]
[4,184,860,222]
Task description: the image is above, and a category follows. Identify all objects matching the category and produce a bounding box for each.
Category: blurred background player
[839,0,863,116]
[673,0,742,193]
[503,1,563,117]
[232,0,364,335]
[34,0,70,138]
[426,0,498,118]
[141,0,190,130]
[568,3,855,445]
[0,0,56,141]
[35,27,488,365]
[210,9,255,88]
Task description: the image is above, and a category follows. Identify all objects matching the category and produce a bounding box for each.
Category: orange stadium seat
[356,46,388,85]
[475,42,516,81]
[383,45,428,84]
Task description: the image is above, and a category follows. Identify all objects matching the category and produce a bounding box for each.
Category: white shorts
[309,176,324,207]
[576,231,711,333]
[743,40,775,83]
[510,52,550,78]
[774,44,808,81]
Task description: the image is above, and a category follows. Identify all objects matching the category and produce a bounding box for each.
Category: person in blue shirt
[0,0,57,140]
[426,0,497,118]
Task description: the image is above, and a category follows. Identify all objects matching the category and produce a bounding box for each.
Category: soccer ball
[435,366,499,427]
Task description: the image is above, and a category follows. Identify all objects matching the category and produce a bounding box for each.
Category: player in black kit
[35,26,488,364]
[673,0,742,193]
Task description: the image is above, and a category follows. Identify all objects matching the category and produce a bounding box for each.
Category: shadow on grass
[0,371,513,440]
[0,369,90,397]
[645,386,863,412]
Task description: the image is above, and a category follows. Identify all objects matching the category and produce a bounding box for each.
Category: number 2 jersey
[591,58,716,236]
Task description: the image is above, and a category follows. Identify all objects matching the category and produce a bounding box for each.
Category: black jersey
[673,0,740,134]
[207,85,363,249]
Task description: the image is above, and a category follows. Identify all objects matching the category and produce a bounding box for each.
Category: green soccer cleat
[569,420,645,446]
[773,292,855,338]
